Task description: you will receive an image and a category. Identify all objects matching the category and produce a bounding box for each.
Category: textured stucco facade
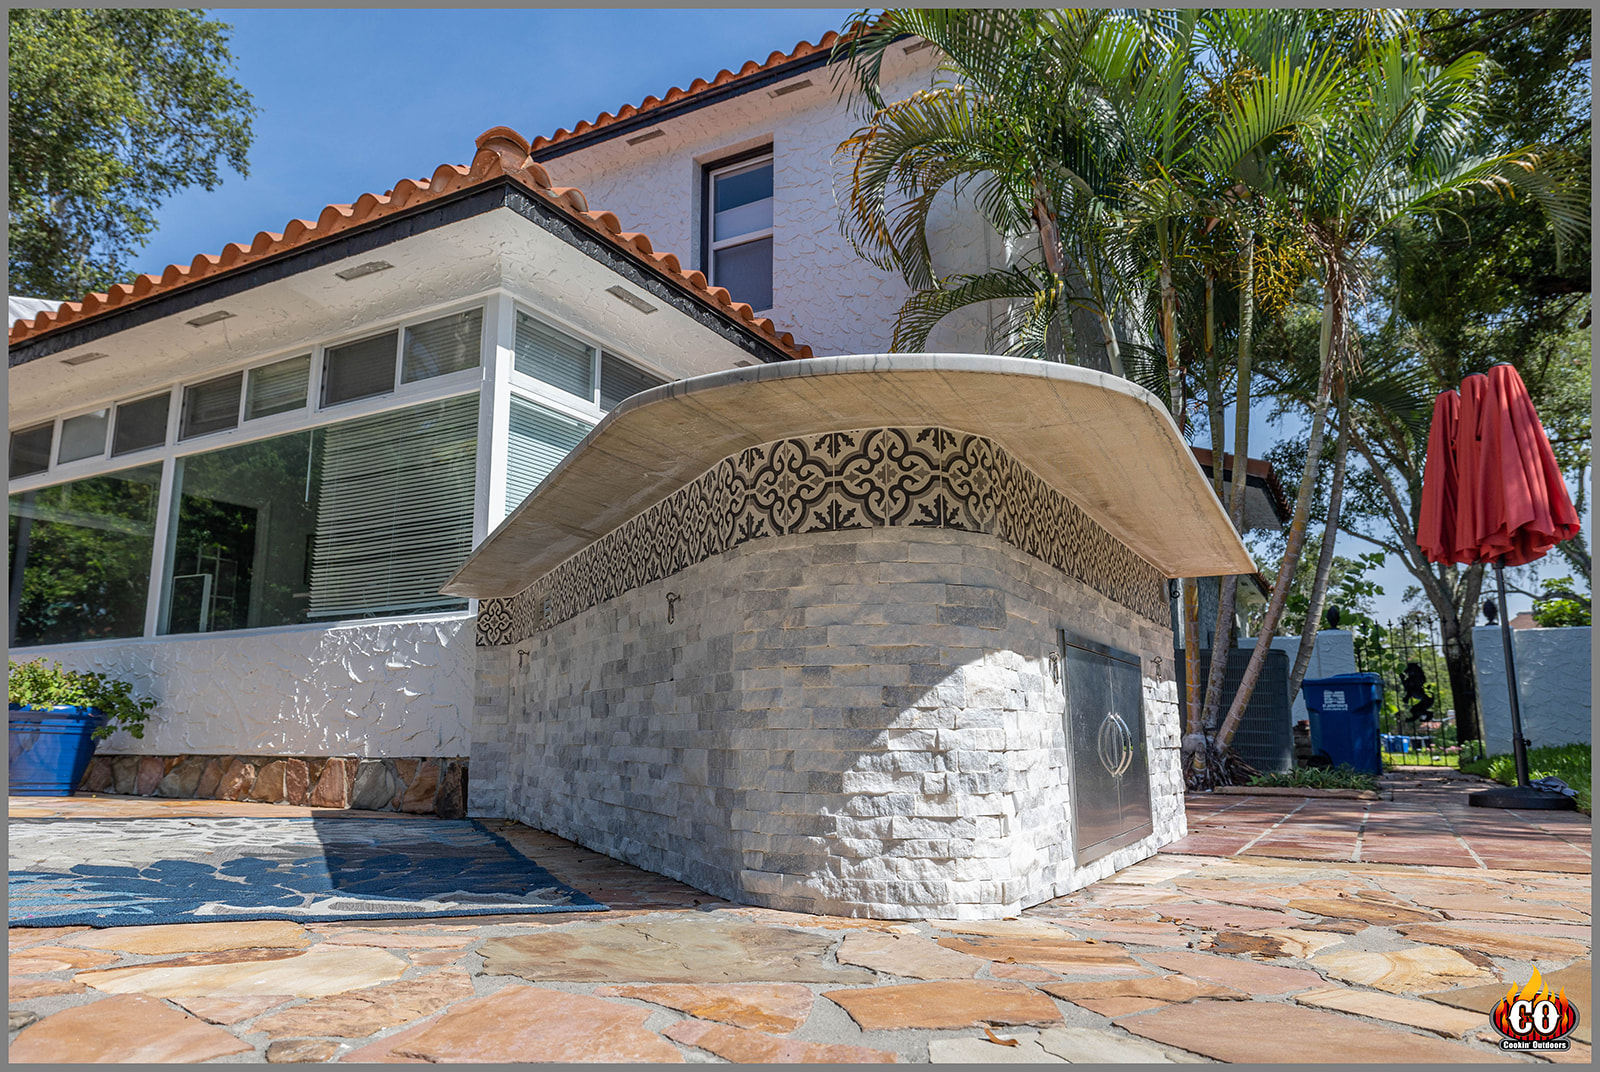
[470,527,1183,919]
[534,49,1008,359]
[1472,625,1592,753]
[19,615,476,758]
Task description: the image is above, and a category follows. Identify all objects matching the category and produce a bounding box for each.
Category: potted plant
[8,659,156,795]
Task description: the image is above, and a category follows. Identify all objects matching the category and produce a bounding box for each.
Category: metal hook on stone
[1047,651,1060,685]
[666,592,680,624]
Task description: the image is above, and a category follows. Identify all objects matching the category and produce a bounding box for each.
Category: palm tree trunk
[1092,309,1126,379]
[1154,245,1204,742]
[1215,291,1336,753]
[1201,226,1256,732]
[1287,385,1350,699]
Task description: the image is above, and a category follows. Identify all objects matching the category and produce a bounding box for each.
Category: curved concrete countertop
[445,354,1254,598]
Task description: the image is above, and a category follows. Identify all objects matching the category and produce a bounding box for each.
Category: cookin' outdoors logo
[1491,967,1580,1052]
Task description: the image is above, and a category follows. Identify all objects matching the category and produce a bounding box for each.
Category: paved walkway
[8,773,1591,1063]
[1169,769,1593,873]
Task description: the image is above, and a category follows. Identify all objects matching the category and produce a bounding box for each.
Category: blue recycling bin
[1300,673,1383,774]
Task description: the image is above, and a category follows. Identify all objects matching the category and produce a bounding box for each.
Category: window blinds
[308,394,478,619]
[402,309,482,383]
[514,312,593,400]
[599,353,666,411]
[505,396,591,513]
[246,355,310,420]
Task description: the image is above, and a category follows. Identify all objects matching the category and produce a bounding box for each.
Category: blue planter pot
[8,704,107,796]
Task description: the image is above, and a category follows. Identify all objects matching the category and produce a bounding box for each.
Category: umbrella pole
[1494,559,1532,788]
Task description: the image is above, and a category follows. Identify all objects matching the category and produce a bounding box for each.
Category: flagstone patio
[9,769,1590,1063]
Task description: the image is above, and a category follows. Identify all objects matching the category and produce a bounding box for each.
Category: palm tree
[1208,32,1589,774]
[832,8,1154,371]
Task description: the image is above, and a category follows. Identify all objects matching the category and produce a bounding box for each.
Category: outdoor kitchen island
[445,355,1255,919]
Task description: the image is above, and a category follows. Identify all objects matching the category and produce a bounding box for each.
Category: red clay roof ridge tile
[10,127,810,361]
[528,32,843,152]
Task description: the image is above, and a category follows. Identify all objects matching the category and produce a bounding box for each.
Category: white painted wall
[1472,625,1592,754]
[14,614,476,758]
[538,49,1007,359]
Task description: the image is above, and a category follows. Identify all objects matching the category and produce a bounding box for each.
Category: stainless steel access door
[1060,629,1153,865]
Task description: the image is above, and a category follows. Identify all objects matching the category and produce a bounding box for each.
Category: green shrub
[1248,765,1379,792]
[1466,743,1591,813]
[7,658,156,740]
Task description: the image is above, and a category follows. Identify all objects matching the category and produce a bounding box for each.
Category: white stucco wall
[1472,625,1592,754]
[14,613,476,758]
[537,49,1008,359]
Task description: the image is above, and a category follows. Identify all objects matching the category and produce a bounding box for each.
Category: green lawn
[1461,743,1592,814]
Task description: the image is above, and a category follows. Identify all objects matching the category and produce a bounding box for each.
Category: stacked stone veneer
[471,424,1185,918]
[77,754,468,817]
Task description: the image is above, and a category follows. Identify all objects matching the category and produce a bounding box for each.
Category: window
[514,312,593,400]
[403,309,482,383]
[112,394,171,457]
[599,352,665,411]
[181,373,243,439]
[10,424,53,478]
[505,397,591,513]
[707,154,774,311]
[307,395,477,619]
[162,395,477,634]
[8,464,162,646]
[246,355,311,420]
[322,330,398,406]
[58,410,110,464]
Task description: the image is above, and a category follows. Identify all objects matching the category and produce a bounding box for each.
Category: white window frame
[505,301,669,423]
[705,152,775,312]
[7,295,496,645]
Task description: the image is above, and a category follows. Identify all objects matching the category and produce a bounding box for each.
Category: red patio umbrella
[1417,363,1581,808]
[1416,388,1459,564]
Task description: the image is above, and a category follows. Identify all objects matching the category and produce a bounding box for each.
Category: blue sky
[136,9,855,276]
[130,8,1569,625]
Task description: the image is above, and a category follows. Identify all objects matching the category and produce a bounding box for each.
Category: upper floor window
[707,153,773,312]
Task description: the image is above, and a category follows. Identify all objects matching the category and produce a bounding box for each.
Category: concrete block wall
[1472,625,1592,754]
[470,526,1182,919]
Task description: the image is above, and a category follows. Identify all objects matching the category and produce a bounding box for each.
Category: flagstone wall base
[76,753,469,817]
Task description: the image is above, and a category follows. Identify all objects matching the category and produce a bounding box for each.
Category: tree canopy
[8,8,256,299]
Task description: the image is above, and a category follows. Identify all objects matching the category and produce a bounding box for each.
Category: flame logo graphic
[1491,967,1580,1042]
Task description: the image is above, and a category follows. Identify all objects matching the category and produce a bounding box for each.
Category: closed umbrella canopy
[1419,365,1579,567]
[1466,363,1581,567]
[1417,388,1460,564]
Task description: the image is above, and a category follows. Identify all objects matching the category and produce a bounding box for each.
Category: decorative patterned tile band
[476,426,1169,646]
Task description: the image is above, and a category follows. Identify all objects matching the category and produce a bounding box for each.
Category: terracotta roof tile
[528,33,843,153]
[10,126,811,361]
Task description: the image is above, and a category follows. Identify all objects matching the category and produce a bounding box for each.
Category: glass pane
[402,309,482,383]
[714,237,773,310]
[514,312,593,400]
[715,161,773,211]
[58,410,109,464]
[181,373,243,439]
[308,396,476,619]
[246,355,311,420]
[112,394,170,456]
[8,463,162,646]
[506,396,591,512]
[714,197,773,242]
[322,331,397,406]
[10,424,53,478]
[164,430,317,634]
[599,353,666,412]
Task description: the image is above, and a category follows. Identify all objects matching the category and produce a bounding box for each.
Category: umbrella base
[1467,785,1576,810]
